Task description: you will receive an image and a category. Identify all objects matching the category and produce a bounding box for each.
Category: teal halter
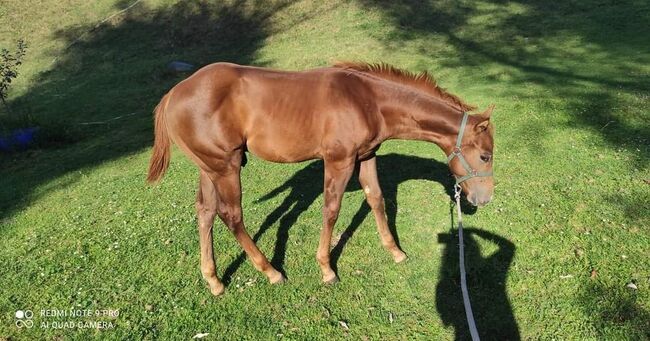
[446,112,493,185]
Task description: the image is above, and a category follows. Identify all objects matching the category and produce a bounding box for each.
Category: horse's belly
[246,135,320,163]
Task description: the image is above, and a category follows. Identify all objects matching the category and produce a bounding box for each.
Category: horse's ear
[474,104,495,132]
[482,104,495,118]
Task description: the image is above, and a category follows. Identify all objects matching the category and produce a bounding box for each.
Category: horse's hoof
[393,251,408,264]
[209,284,225,296]
[270,273,286,284]
[324,275,340,285]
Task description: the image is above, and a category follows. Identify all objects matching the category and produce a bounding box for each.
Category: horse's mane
[333,62,476,112]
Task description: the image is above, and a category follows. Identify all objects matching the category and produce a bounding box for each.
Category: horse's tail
[147,91,173,183]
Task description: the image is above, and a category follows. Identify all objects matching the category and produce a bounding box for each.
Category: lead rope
[454,184,481,341]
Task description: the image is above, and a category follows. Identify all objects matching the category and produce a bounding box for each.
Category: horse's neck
[376,85,461,154]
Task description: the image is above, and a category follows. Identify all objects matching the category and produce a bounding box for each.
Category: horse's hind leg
[196,171,225,296]
[359,156,407,263]
[204,162,285,285]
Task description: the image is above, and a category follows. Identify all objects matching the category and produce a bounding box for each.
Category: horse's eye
[480,153,492,163]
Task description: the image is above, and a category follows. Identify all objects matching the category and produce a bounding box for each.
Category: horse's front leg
[317,158,355,284]
[359,156,407,263]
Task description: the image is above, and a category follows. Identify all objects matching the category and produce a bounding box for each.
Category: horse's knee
[322,202,340,225]
[216,205,242,230]
[365,193,384,210]
[361,184,384,208]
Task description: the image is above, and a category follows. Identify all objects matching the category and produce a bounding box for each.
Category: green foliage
[0,39,27,113]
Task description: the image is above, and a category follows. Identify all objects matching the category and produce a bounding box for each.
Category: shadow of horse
[222,153,520,339]
[221,152,477,282]
[437,227,520,340]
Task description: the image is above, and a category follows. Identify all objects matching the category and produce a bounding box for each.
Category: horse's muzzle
[467,192,493,207]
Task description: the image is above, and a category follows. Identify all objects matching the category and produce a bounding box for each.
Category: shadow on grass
[0,0,304,224]
[437,227,519,340]
[222,153,478,283]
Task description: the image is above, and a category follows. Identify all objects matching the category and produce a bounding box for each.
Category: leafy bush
[0,39,27,113]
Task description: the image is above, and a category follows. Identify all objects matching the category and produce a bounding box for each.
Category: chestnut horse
[147,62,495,296]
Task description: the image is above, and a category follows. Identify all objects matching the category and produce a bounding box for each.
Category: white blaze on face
[364,186,371,194]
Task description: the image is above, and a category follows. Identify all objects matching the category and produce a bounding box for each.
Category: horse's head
[447,105,495,207]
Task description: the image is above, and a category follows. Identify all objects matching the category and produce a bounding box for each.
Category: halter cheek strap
[446,112,493,185]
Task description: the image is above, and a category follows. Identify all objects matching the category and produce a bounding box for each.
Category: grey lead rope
[454,184,480,341]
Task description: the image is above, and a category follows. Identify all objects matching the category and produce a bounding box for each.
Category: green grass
[1,0,649,339]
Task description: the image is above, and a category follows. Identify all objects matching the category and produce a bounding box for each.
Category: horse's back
[166,63,381,163]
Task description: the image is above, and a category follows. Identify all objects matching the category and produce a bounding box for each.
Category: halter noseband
[446,112,493,185]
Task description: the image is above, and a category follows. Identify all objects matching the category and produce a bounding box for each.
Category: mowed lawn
[1,0,648,339]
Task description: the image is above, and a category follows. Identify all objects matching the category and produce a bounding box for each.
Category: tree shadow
[356,0,649,167]
[436,227,519,340]
[0,0,304,224]
[222,153,477,283]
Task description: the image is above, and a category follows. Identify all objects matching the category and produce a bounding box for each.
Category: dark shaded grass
[0,0,298,222]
